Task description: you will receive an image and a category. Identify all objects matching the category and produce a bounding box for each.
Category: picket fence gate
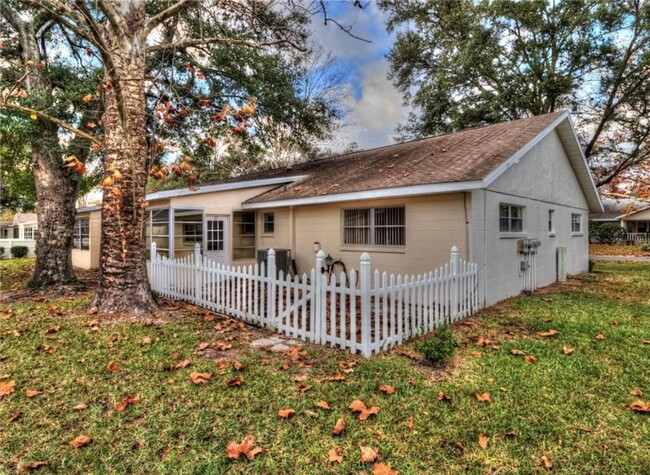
[150,243,480,357]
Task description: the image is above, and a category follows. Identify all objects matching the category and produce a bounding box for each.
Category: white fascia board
[76,206,101,213]
[145,176,307,202]
[241,180,484,209]
[482,111,569,188]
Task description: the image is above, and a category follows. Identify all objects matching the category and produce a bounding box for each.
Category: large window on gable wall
[343,207,405,247]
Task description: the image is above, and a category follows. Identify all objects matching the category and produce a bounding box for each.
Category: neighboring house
[589,197,650,243]
[0,213,38,258]
[73,111,603,307]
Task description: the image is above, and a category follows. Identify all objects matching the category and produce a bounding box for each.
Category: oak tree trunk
[90,3,156,315]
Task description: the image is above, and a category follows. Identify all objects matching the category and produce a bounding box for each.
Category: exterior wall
[623,207,650,221]
[257,207,291,251]
[0,223,38,258]
[291,193,469,277]
[71,210,101,270]
[474,130,591,306]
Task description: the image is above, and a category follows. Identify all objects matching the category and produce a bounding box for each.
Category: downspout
[463,192,470,260]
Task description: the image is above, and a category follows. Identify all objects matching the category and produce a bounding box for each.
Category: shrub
[10,246,29,258]
[416,324,459,365]
[590,222,626,244]
[0,246,4,258]
[641,243,650,252]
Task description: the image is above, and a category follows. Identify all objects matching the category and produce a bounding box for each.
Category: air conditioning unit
[257,248,292,277]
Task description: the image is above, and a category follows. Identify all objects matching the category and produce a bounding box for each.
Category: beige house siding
[623,208,650,221]
[71,209,101,269]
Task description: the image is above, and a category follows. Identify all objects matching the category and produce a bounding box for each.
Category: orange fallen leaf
[525,355,537,364]
[437,391,451,402]
[314,400,331,410]
[140,337,152,346]
[106,361,119,372]
[216,358,229,369]
[630,400,650,413]
[594,334,605,341]
[475,392,491,402]
[226,434,262,460]
[173,359,191,370]
[360,446,380,463]
[25,389,43,398]
[537,329,558,337]
[0,380,16,397]
[505,430,517,437]
[471,351,482,358]
[373,462,398,475]
[226,376,243,387]
[21,461,49,471]
[197,342,210,351]
[541,455,553,470]
[562,347,574,355]
[349,400,380,420]
[114,394,140,411]
[510,349,526,356]
[295,384,312,393]
[232,361,246,371]
[478,433,490,449]
[324,373,346,382]
[70,434,92,449]
[277,408,295,418]
[332,417,345,435]
[328,448,343,463]
[291,374,309,382]
[190,372,212,384]
[44,325,60,334]
[630,388,643,397]
[214,342,232,351]
[379,384,395,395]
[476,337,492,347]
[72,403,87,411]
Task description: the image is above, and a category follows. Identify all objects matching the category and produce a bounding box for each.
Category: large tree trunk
[90,3,156,315]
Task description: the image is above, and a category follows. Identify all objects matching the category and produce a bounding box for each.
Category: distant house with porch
[589,197,650,243]
[0,213,38,257]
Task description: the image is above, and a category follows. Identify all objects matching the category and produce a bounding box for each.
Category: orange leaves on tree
[82,93,93,103]
[379,384,395,395]
[360,446,380,463]
[328,448,343,463]
[86,121,97,129]
[277,408,295,419]
[332,418,346,435]
[70,434,92,449]
[64,155,86,174]
[25,389,43,398]
[0,380,16,397]
[106,361,119,372]
[373,462,399,475]
[190,372,212,384]
[349,400,380,420]
[314,400,331,410]
[478,433,490,449]
[475,392,491,402]
[114,394,140,411]
[226,376,243,387]
[226,434,262,461]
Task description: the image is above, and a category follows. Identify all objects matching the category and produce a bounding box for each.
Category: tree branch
[144,0,194,37]
[0,100,101,145]
[147,37,307,53]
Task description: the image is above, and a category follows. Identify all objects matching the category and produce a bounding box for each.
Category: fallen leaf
[216,358,229,369]
[214,342,232,351]
[314,400,331,410]
[291,374,309,382]
[190,372,212,384]
[525,355,537,364]
[379,384,395,395]
[114,394,140,411]
[406,417,414,430]
[475,392,491,402]
[173,359,191,370]
[361,446,380,463]
[328,448,343,463]
[0,380,16,397]
[562,347,574,355]
[323,373,346,382]
[630,400,650,413]
[226,376,243,387]
[25,390,43,398]
[338,361,357,370]
[537,329,559,337]
[476,337,492,347]
[140,337,152,346]
[455,440,467,452]
[594,334,605,341]
[541,455,554,470]
[20,461,49,471]
[232,361,246,371]
[373,462,398,475]
[505,430,517,437]
[226,434,263,460]
[332,417,345,435]
[349,400,380,420]
[295,384,312,393]
[44,325,60,334]
[70,434,92,449]
[401,349,421,360]
[277,408,295,419]
[106,361,119,372]
[478,433,490,449]
[630,388,643,397]
[437,391,451,402]
[72,403,87,411]
[471,351,482,358]
[499,387,508,393]
[510,349,526,356]
[197,342,210,351]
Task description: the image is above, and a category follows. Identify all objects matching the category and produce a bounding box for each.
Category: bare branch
[147,37,307,53]
[145,0,195,37]
[317,0,371,43]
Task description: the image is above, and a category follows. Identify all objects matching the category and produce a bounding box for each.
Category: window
[548,210,555,234]
[181,223,203,243]
[233,211,256,259]
[24,227,34,240]
[73,218,90,250]
[343,207,405,247]
[207,220,224,251]
[13,227,19,239]
[146,209,170,257]
[1,228,7,238]
[571,213,582,233]
[263,213,275,234]
[499,204,524,233]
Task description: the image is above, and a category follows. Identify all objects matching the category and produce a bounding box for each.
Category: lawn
[0,259,649,474]
[589,243,650,257]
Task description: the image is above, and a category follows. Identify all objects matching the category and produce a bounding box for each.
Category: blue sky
[308,1,409,152]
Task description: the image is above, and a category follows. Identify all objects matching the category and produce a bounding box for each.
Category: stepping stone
[269,343,292,352]
[249,337,281,348]
[249,335,301,351]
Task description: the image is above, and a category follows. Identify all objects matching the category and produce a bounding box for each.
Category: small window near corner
[263,212,274,234]
[499,204,524,233]
[571,213,582,234]
[548,210,555,234]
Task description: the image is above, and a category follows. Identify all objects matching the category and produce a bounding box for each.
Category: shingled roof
[241,111,567,204]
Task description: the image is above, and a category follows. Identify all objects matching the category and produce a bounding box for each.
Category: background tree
[381,0,650,194]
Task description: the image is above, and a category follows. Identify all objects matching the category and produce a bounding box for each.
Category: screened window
[233,211,256,259]
[145,209,170,257]
[571,213,582,233]
[73,218,90,250]
[548,210,555,234]
[13,227,19,239]
[1,228,7,238]
[343,207,405,247]
[263,212,274,234]
[499,204,524,233]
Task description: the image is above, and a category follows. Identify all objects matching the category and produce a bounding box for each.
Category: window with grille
[571,213,582,233]
[73,218,90,250]
[263,213,274,234]
[207,220,224,251]
[24,227,35,240]
[343,207,405,246]
[499,204,524,233]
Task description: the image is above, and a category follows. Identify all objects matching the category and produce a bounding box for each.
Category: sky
[308,1,409,153]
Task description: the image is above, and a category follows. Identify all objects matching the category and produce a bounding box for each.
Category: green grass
[0,260,649,474]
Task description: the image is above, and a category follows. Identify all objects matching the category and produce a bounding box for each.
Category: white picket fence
[150,243,479,357]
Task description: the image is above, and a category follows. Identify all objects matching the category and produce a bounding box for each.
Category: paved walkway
[590,255,650,262]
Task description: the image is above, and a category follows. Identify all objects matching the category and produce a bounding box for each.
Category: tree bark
[90,2,156,315]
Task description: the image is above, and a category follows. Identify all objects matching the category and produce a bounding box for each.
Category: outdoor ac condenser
[256,249,292,277]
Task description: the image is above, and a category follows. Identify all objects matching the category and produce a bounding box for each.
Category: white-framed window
[499,204,524,233]
[343,207,405,247]
[233,211,256,259]
[548,210,555,234]
[571,213,582,233]
[24,227,34,240]
[263,212,274,234]
[73,218,90,250]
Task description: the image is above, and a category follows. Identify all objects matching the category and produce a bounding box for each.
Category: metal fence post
[450,246,459,322]
[194,243,202,305]
[267,249,277,328]
[150,242,157,291]
[360,252,372,357]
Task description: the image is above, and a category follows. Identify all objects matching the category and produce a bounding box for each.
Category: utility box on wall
[557,247,567,282]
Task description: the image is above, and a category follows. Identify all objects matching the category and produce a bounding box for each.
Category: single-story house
[589,197,650,243]
[73,110,603,307]
[0,213,38,257]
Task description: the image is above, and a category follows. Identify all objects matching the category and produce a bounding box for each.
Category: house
[589,197,650,243]
[0,213,38,257]
[73,111,603,307]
